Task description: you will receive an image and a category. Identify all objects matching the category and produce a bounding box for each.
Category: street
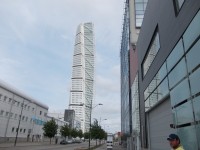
[95,144,126,150]
[0,142,126,150]
[0,142,96,150]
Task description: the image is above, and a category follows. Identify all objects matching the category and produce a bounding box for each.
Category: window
[9,98,12,103]
[23,129,26,133]
[174,101,194,125]
[183,10,200,50]
[0,110,4,115]
[4,96,7,102]
[12,127,15,132]
[10,113,13,118]
[174,0,185,13]
[16,128,18,132]
[177,125,198,150]
[192,96,200,121]
[186,38,200,73]
[20,128,22,133]
[135,0,148,27]
[22,116,25,120]
[167,39,184,72]
[189,68,200,96]
[40,111,42,115]
[170,78,190,106]
[168,58,187,89]
[5,112,9,117]
[142,30,160,76]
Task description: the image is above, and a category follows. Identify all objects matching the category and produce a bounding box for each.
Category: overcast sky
[0,0,124,133]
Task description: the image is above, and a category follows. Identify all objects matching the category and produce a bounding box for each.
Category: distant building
[47,112,64,120]
[0,81,48,143]
[69,22,95,132]
[64,109,81,130]
[46,115,69,138]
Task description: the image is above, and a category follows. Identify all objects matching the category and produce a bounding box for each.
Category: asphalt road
[0,142,96,150]
[95,144,126,150]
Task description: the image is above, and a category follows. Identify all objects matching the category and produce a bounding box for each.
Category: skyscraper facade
[69,22,95,133]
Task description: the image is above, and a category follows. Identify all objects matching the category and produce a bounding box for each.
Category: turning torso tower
[69,22,95,132]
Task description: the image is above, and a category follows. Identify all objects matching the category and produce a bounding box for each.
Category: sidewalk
[0,141,52,148]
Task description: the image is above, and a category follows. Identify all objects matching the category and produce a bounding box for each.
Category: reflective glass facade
[131,74,140,134]
[143,10,200,149]
[120,1,130,135]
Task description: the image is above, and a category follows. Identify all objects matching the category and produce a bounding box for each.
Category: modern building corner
[121,0,200,149]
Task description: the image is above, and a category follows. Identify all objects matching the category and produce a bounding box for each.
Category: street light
[99,118,107,126]
[14,99,32,146]
[88,103,103,150]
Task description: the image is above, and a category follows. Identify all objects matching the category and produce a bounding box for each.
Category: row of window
[0,94,35,112]
[0,110,34,123]
[0,93,47,117]
[11,127,31,134]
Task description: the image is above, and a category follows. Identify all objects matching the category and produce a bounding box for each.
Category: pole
[4,94,15,141]
[14,99,24,146]
[88,107,92,150]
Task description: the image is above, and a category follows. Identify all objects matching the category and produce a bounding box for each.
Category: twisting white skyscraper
[69,22,95,132]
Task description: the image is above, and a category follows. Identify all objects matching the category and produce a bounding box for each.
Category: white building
[0,81,48,143]
[69,22,95,132]
[46,115,69,138]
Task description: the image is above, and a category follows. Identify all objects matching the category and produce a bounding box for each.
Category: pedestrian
[167,134,184,150]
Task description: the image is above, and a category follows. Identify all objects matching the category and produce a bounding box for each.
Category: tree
[90,119,106,145]
[77,129,83,138]
[60,124,71,139]
[84,132,90,139]
[71,128,78,138]
[43,118,58,144]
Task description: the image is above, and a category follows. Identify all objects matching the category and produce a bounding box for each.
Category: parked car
[67,139,73,144]
[60,140,68,145]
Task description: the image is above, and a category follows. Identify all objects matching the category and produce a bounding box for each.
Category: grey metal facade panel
[147,98,175,150]
[136,0,200,148]
[138,0,200,90]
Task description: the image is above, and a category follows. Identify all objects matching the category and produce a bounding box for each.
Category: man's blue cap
[167,134,180,141]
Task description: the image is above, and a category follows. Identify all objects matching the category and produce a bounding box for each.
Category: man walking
[167,134,184,150]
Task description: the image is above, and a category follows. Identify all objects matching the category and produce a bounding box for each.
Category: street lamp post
[99,118,107,127]
[14,99,32,146]
[88,103,103,150]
